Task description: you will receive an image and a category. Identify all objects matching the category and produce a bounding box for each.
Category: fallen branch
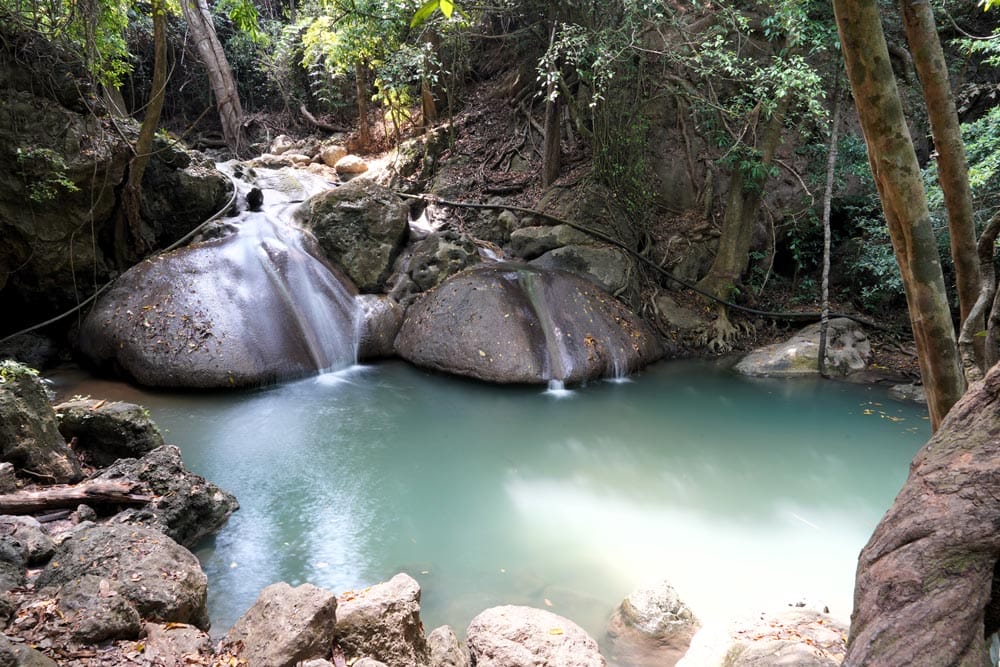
[299,104,348,133]
[394,191,892,332]
[0,481,151,515]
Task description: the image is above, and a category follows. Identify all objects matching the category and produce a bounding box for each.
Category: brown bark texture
[845,362,1000,666]
[355,61,371,149]
[0,481,150,514]
[181,0,245,154]
[958,212,1000,381]
[834,0,964,430]
[900,0,981,370]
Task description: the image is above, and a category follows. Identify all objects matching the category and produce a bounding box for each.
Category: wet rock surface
[396,263,663,384]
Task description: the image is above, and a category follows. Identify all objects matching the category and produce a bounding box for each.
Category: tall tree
[900,0,981,376]
[833,0,965,431]
[180,0,245,154]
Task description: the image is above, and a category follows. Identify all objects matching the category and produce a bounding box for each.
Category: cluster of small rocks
[252,134,368,180]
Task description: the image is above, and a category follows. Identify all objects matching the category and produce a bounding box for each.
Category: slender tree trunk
[355,60,371,149]
[181,0,244,154]
[844,362,1000,666]
[959,212,1000,381]
[818,81,842,378]
[542,24,561,188]
[833,0,965,431]
[696,98,788,301]
[113,0,167,266]
[900,0,982,375]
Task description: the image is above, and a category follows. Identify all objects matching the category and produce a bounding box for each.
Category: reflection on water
[48,359,929,645]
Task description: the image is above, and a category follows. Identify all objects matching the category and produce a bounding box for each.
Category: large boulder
[296,179,409,292]
[734,318,872,378]
[466,605,606,667]
[509,224,593,260]
[678,609,847,667]
[606,579,699,667]
[76,213,359,388]
[388,231,481,306]
[95,445,238,548]
[0,361,81,482]
[530,244,634,296]
[54,398,164,467]
[396,263,663,384]
[36,523,209,630]
[221,582,338,667]
[358,295,405,360]
[335,573,429,667]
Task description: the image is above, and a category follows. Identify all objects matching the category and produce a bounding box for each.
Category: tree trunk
[542,25,561,188]
[819,83,842,378]
[181,0,245,155]
[113,0,167,266]
[901,0,982,375]
[833,0,965,431]
[355,60,371,150]
[959,211,1000,378]
[696,98,788,301]
[845,362,1000,666]
[0,481,150,515]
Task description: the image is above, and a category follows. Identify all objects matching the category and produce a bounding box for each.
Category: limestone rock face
[95,445,239,548]
[37,523,209,630]
[466,605,606,667]
[396,263,663,384]
[734,318,871,378]
[297,179,409,292]
[606,579,699,667]
[0,362,82,482]
[76,214,359,389]
[336,573,430,667]
[530,244,634,296]
[222,582,338,667]
[54,398,164,467]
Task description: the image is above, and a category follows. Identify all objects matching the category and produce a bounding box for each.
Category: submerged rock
[606,579,699,667]
[95,445,238,548]
[466,605,606,667]
[76,213,359,389]
[734,318,871,378]
[54,398,164,467]
[37,523,209,630]
[336,573,430,667]
[0,361,82,483]
[396,263,662,384]
[221,582,338,667]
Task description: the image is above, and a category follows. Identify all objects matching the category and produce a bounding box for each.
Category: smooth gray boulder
[396,263,663,384]
[678,609,847,667]
[0,515,54,567]
[734,318,871,378]
[336,573,429,667]
[530,244,633,295]
[296,178,408,292]
[358,294,404,360]
[466,605,606,667]
[54,398,164,467]
[0,361,81,482]
[428,625,469,667]
[36,523,209,630]
[606,579,699,667]
[76,214,359,389]
[95,445,238,548]
[221,582,338,667]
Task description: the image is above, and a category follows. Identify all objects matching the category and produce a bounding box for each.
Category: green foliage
[411,0,456,27]
[0,360,39,383]
[15,147,79,203]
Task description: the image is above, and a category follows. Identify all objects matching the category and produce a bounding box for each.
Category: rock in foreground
[396,263,662,384]
[466,605,606,667]
[336,573,429,667]
[606,579,699,667]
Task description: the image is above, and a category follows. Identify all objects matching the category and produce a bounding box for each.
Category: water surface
[51,360,929,645]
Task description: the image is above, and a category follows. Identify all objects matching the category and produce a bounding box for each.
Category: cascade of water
[224,212,360,375]
[518,268,575,384]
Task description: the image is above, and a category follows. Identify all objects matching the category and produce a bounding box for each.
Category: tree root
[696,306,755,353]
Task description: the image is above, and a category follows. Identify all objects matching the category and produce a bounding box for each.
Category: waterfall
[518,267,575,384]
